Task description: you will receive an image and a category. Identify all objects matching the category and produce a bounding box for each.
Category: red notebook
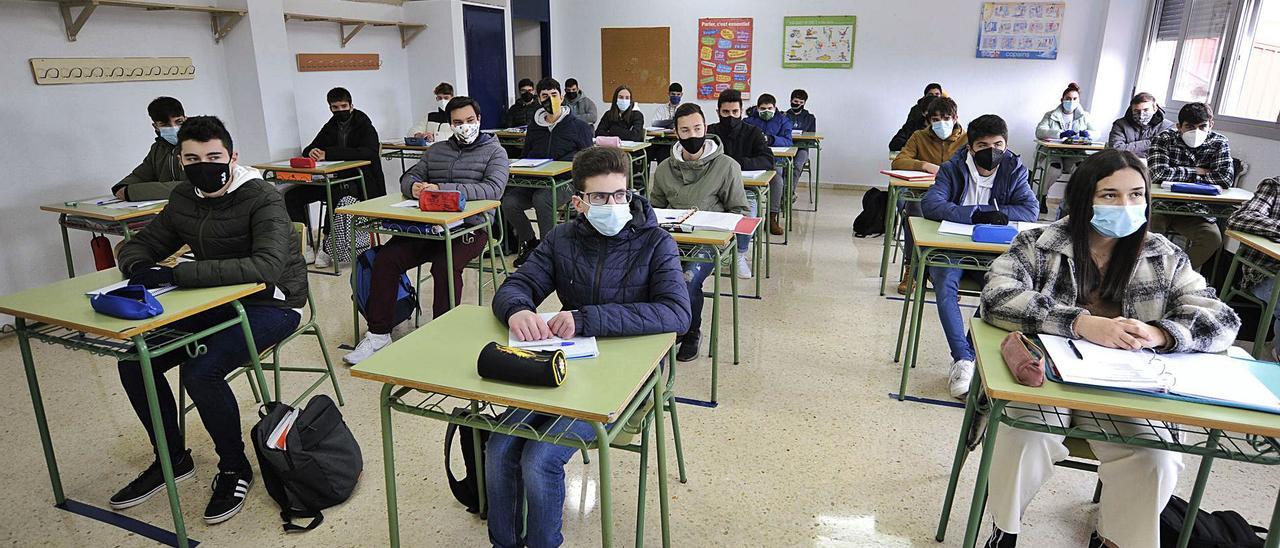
[880,169,935,181]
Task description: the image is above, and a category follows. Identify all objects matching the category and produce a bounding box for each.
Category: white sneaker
[314,249,332,268]
[948,359,975,400]
[304,246,316,264]
[735,254,752,279]
[343,332,391,365]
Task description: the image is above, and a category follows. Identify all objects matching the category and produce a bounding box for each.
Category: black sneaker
[203,469,253,524]
[1087,531,1109,548]
[513,239,540,268]
[985,526,1017,548]
[676,331,700,362]
[109,450,196,510]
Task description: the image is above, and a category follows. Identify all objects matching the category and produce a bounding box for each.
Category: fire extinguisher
[91,233,116,271]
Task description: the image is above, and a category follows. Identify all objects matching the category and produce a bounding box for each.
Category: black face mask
[790,102,804,112]
[973,147,1005,171]
[564,91,578,101]
[185,161,231,194]
[332,110,354,123]
[539,97,554,113]
[719,115,741,130]
[678,136,706,155]
[520,91,534,102]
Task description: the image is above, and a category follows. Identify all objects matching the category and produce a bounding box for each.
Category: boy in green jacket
[111,96,187,201]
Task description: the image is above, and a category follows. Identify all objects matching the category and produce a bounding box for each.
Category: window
[1138,0,1280,137]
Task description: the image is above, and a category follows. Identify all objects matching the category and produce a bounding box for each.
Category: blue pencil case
[90,285,164,319]
[973,224,1018,244]
[1170,182,1221,196]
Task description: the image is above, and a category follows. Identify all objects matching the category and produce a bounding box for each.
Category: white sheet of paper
[770,147,790,153]
[86,279,178,297]
[619,140,641,146]
[104,199,166,209]
[938,220,1045,237]
[881,169,934,179]
[390,199,418,208]
[740,169,767,178]
[510,158,552,168]
[508,312,599,359]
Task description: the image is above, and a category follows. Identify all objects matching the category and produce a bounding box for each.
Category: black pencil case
[477,341,567,387]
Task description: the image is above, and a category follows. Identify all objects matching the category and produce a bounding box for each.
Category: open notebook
[507,312,599,359]
[653,208,752,233]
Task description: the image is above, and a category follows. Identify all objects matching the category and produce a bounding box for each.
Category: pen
[1067,339,1084,360]
[529,341,574,347]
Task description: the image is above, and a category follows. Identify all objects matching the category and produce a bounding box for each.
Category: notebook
[879,169,934,181]
[85,279,177,297]
[511,158,552,168]
[652,208,748,233]
[938,220,1046,237]
[507,312,599,359]
[741,169,768,178]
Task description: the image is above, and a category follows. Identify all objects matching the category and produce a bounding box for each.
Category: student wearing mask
[654,82,684,129]
[562,78,598,125]
[111,116,308,526]
[594,84,645,142]
[785,89,817,171]
[112,96,187,201]
[1226,175,1280,363]
[504,77,594,268]
[920,114,1038,399]
[344,97,508,364]
[1147,102,1234,270]
[409,82,456,142]
[889,83,944,152]
[488,146,689,548]
[1035,83,1100,190]
[745,93,793,237]
[1107,92,1174,158]
[709,89,777,250]
[980,149,1240,548]
[502,78,539,128]
[283,87,386,267]
[652,103,750,361]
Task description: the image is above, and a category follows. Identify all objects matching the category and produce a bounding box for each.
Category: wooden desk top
[336,196,500,225]
[1036,139,1106,151]
[252,160,371,174]
[772,147,798,158]
[42,199,167,222]
[908,217,1016,254]
[619,142,652,152]
[509,160,573,177]
[380,140,432,152]
[742,171,774,187]
[1227,230,1280,262]
[672,229,735,246]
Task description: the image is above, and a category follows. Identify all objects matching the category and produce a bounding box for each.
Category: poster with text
[975,2,1064,60]
[783,16,856,69]
[697,17,753,100]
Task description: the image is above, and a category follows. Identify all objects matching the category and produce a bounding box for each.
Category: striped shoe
[203,469,253,524]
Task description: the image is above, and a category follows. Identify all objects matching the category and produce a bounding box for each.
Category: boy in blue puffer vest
[487,146,691,548]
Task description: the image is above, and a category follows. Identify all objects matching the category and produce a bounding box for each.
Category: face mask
[931,120,955,140]
[1136,110,1154,125]
[437,99,448,111]
[332,110,353,123]
[1062,100,1077,113]
[719,115,741,130]
[157,126,180,145]
[540,95,562,114]
[678,136,705,155]
[616,99,631,111]
[565,91,579,101]
[1090,204,1147,239]
[973,147,1004,171]
[790,102,804,112]
[455,122,481,144]
[585,202,630,236]
[759,109,775,121]
[1182,128,1208,148]
[520,91,534,102]
[185,161,231,194]
[669,95,682,105]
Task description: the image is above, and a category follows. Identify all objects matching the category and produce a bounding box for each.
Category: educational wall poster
[975,2,1065,60]
[782,16,856,69]
[696,17,753,100]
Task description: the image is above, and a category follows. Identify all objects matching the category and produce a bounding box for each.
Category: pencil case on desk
[1000,331,1045,387]
[1170,182,1221,195]
[419,189,466,212]
[90,285,164,320]
[477,342,566,387]
[289,157,316,169]
[973,224,1018,244]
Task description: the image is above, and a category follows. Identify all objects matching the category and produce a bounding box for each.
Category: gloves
[129,266,175,289]
[1078,130,1091,139]
[971,209,1010,226]
[1058,130,1077,139]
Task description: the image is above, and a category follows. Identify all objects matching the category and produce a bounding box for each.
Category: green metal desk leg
[471,400,487,515]
[898,247,928,399]
[814,142,822,210]
[731,245,740,365]
[379,384,401,547]
[651,370,672,548]
[710,245,722,404]
[1177,430,1221,548]
[133,335,191,548]
[231,301,272,402]
[962,399,1008,548]
[59,214,75,278]
[1257,277,1280,360]
[893,244,921,365]
[592,421,614,548]
[324,176,338,275]
[634,422,649,547]
[785,158,795,232]
[445,231,457,310]
[879,186,900,296]
[1266,489,1280,548]
[16,318,65,504]
[936,372,982,541]
[350,219,360,345]
[1219,253,1243,297]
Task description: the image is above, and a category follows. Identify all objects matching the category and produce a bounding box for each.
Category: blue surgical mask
[1062,100,1077,113]
[616,99,632,111]
[586,203,631,236]
[158,125,179,145]
[669,95,682,105]
[1090,204,1147,239]
[931,120,955,140]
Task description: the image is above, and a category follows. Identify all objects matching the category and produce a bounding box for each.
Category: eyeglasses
[579,190,633,206]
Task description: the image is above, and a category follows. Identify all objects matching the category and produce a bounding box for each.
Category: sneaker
[203,469,253,524]
[735,254,752,279]
[109,450,196,510]
[344,332,392,365]
[304,246,316,264]
[313,249,332,268]
[677,331,701,362]
[984,526,1017,548]
[513,239,539,268]
[949,359,975,400]
[1088,531,1110,548]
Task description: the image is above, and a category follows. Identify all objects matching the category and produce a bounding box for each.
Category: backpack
[251,395,363,532]
[322,195,371,263]
[1160,495,1267,548]
[352,246,419,326]
[853,187,887,238]
[443,407,493,518]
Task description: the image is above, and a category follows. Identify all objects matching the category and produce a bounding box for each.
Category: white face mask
[616,98,631,111]
[438,99,449,111]
[931,120,955,140]
[1181,128,1208,148]
[455,122,481,144]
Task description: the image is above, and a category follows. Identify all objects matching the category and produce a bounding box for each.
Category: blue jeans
[485,409,602,548]
[683,248,715,335]
[1252,277,1280,354]
[736,199,757,254]
[118,304,300,472]
[928,267,984,362]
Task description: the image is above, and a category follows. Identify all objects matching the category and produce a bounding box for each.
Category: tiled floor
[1,186,1276,547]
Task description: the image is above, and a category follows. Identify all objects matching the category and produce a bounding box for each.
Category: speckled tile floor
[1,186,1276,547]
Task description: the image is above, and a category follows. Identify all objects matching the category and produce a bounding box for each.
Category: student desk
[335,196,502,344]
[896,217,1010,399]
[937,318,1280,548]
[349,305,676,548]
[645,128,677,146]
[1029,140,1105,206]
[0,269,268,548]
[253,159,370,276]
[672,229,741,405]
[743,170,774,288]
[878,173,936,296]
[379,139,432,175]
[508,160,575,225]
[619,141,652,192]
[1149,187,1254,278]
[1221,230,1280,359]
[41,198,168,278]
[792,132,824,210]
[494,128,527,149]
[772,146,798,240]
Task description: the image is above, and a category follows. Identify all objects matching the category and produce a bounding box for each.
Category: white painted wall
[514,18,542,55]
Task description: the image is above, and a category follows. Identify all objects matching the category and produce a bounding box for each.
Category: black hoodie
[303,108,386,199]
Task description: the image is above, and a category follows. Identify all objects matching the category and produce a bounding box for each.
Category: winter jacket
[981,218,1240,353]
[889,97,931,152]
[1226,177,1280,290]
[595,108,645,142]
[492,195,691,337]
[399,133,509,225]
[1148,128,1234,188]
[1106,109,1175,158]
[1035,105,1100,140]
[522,108,594,161]
[653,102,681,129]
[112,137,186,201]
[921,147,1039,224]
[745,112,793,147]
[502,97,539,128]
[409,109,455,141]
[785,107,817,133]
[118,165,308,309]
[563,93,599,125]
[649,135,749,215]
[303,108,386,200]
[706,120,775,171]
[891,126,968,172]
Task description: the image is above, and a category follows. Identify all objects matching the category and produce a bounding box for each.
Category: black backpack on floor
[1160,495,1267,548]
[251,395,363,532]
[444,407,492,518]
[853,187,887,238]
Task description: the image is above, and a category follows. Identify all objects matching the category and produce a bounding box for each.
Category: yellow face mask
[542,94,562,114]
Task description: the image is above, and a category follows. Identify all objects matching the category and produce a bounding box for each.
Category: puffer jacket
[981,218,1240,353]
[1035,105,1100,140]
[399,133,508,225]
[118,166,308,309]
[922,146,1039,224]
[595,107,645,141]
[649,135,749,215]
[303,108,386,199]
[707,119,774,171]
[492,195,691,337]
[1106,108,1175,158]
[523,108,594,161]
[112,137,186,200]
[744,111,793,146]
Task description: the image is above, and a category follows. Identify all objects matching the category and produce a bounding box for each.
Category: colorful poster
[782,16,856,69]
[976,2,1064,60]
[696,17,753,100]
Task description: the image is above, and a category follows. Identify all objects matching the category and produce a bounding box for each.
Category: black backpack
[853,187,887,238]
[1160,495,1267,548]
[444,407,492,518]
[251,395,363,532]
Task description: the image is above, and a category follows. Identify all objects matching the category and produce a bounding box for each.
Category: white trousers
[987,405,1184,547]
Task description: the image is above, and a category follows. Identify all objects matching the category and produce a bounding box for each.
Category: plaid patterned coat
[1225,177,1280,289]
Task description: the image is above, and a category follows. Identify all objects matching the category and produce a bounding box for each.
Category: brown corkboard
[296,53,381,72]
[599,27,670,104]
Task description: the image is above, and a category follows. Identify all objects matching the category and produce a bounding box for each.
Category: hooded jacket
[562,93,599,125]
[1035,105,1100,140]
[891,125,968,172]
[400,133,508,225]
[921,147,1039,224]
[1107,108,1175,158]
[118,164,308,309]
[303,108,386,199]
[492,195,691,337]
[889,96,932,152]
[649,135,749,215]
[112,137,186,201]
[785,107,817,133]
[706,119,775,171]
[502,96,540,128]
[595,107,646,142]
[522,107,594,161]
[744,110,794,147]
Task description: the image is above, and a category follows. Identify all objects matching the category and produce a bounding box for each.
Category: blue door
[463,5,509,130]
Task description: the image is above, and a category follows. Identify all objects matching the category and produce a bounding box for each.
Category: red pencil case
[419,189,466,212]
[290,157,316,168]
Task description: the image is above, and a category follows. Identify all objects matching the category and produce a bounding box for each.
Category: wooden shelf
[284,13,426,48]
[32,0,246,43]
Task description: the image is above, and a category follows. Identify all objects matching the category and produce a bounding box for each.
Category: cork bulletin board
[599,27,670,104]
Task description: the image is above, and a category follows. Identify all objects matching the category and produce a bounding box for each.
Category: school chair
[588,348,689,485]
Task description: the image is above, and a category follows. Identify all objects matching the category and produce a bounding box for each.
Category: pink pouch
[1000,331,1045,387]
[594,136,622,148]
